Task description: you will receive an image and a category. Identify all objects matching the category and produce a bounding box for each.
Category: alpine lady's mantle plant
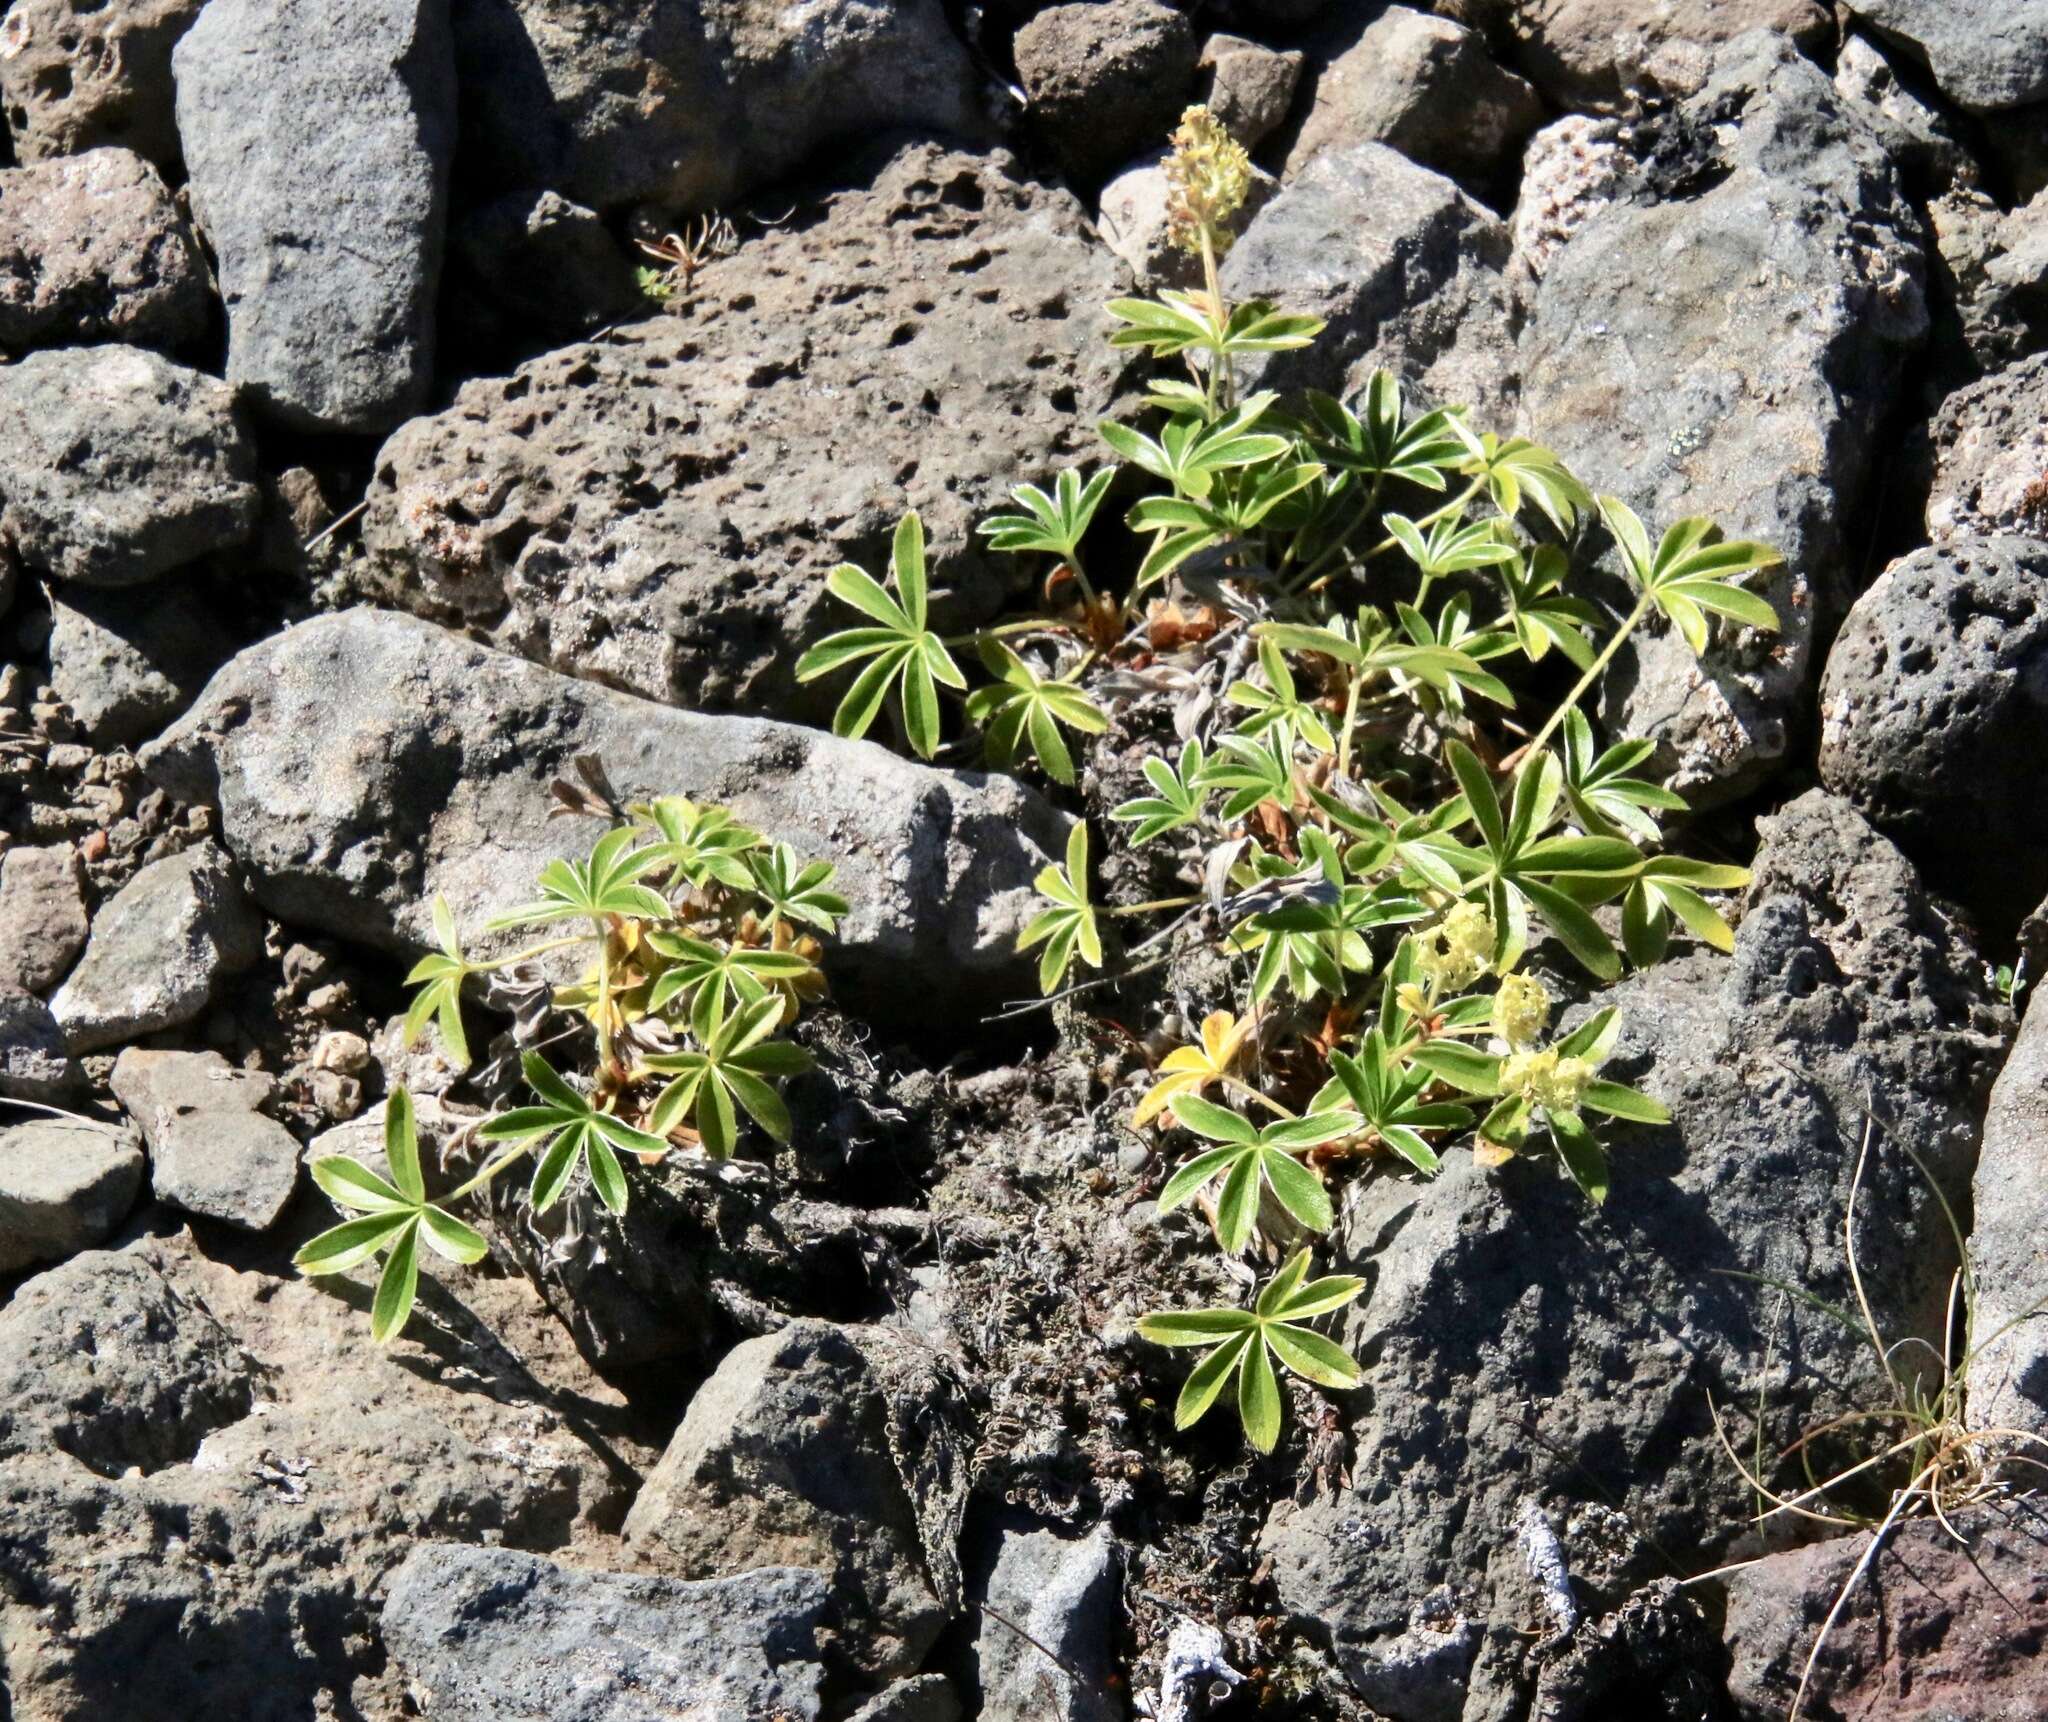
[298,781,843,1342]
[798,108,1780,1452]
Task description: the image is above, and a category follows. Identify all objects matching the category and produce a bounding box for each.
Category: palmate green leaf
[964,640,1108,787]
[646,932,815,1040]
[1598,495,1782,657]
[637,796,763,893]
[1112,738,1208,845]
[1140,1250,1365,1452]
[1198,728,1296,821]
[479,1052,668,1212]
[1156,1099,1352,1251]
[402,894,473,1067]
[641,994,815,1159]
[1016,821,1101,994]
[1499,544,1600,670]
[978,467,1115,561]
[485,826,673,932]
[1548,1108,1610,1205]
[295,1084,487,1343]
[1228,638,1336,753]
[1384,510,1519,578]
[1459,433,1592,533]
[746,842,849,935]
[1303,373,1467,488]
[792,511,966,760]
[1105,291,1222,358]
[1622,853,1748,966]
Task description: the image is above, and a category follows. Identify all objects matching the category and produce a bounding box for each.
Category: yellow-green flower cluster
[1491,974,1551,1050]
[1501,1047,1592,1113]
[1415,901,1496,993]
[1166,106,1253,258]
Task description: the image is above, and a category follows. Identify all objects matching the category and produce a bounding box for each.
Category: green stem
[446,1137,535,1204]
[1109,894,1202,917]
[942,618,1074,648]
[1334,670,1367,782]
[468,933,591,975]
[1518,591,1653,768]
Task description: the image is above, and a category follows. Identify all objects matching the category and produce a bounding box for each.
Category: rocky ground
[3,0,2048,1719]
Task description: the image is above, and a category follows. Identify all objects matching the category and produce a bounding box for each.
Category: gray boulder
[0,1118,144,1274]
[174,0,456,433]
[0,149,209,353]
[1818,536,2048,926]
[0,0,203,170]
[623,1319,945,1680]
[141,609,1069,1017]
[0,1230,626,1720]
[451,0,981,215]
[1259,791,2008,1716]
[0,346,261,588]
[1198,33,1303,150]
[0,844,89,995]
[50,842,265,1054]
[969,1522,1121,1722]
[1221,141,1519,425]
[1834,28,1979,195]
[1286,7,1542,194]
[0,987,78,1102]
[1013,0,1197,185]
[47,583,226,749]
[0,1246,264,1474]
[110,1049,304,1231]
[357,143,1131,724]
[1505,0,1831,109]
[1966,995,2048,1438]
[1926,351,2048,545]
[850,1677,966,1722]
[1521,34,1927,803]
[1849,0,2048,112]
[451,187,643,343]
[1927,185,2048,371]
[382,1545,830,1722]
[1720,1501,2048,1719]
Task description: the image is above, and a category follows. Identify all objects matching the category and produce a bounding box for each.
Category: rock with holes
[50,841,264,1053]
[1847,0,2048,112]
[1505,0,1831,109]
[0,346,260,588]
[0,0,203,170]
[0,1118,143,1274]
[1520,33,1926,805]
[1928,189,2048,374]
[623,1319,945,1679]
[111,1049,304,1231]
[1926,351,2048,546]
[0,1247,264,1474]
[353,142,1128,724]
[0,1230,626,1721]
[1285,6,1542,195]
[141,608,1070,1020]
[383,1546,831,1722]
[1721,1501,2048,1718]
[1968,982,2048,1438]
[968,1522,1120,1722]
[1817,536,2048,927]
[0,843,89,995]
[451,0,981,216]
[174,0,456,433]
[1258,791,2009,1718]
[1219,141,1518,424]
[1013,0,1197,185]
[0,149,209,353]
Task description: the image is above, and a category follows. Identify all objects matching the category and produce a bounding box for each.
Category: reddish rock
[1721,1502,2048,1720]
